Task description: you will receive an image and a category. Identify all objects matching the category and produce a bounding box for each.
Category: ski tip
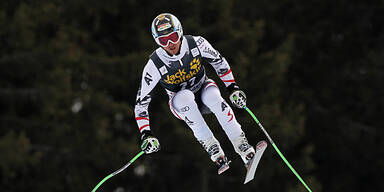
[244,178,251,184]
[256,140,267,150]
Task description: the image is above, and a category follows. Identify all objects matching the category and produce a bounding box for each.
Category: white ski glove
[230,90,247,108]
[227,83,247,108]
[140,131,160,154]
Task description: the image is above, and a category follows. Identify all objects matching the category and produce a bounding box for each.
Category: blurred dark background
[0,0,383,191]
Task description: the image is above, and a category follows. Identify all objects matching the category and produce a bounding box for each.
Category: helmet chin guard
[151,13,183,47]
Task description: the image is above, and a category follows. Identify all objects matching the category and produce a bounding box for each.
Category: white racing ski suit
[134,35,254,166]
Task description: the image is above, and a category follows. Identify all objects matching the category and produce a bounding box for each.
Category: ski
[244,140,267,184]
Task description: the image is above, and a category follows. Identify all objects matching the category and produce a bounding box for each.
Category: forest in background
[0,0,383,191]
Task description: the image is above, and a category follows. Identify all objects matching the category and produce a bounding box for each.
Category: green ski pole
[244,106,312,192]
[91,151,145,192]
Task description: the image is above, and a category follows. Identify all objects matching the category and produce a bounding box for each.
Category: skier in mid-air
[135,13,257,174]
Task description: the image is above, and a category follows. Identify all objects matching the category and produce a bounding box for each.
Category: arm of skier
[134,60,161,154]
[194,36,247,108]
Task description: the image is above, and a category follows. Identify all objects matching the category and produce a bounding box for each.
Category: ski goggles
[158,31,180,47]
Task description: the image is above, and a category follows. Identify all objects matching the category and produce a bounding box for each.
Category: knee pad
[201,86,223,107]
[172,89,195,112]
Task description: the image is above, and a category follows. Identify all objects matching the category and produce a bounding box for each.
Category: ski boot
[230,132,256,167]
[244,150,256,168]
[200,136,231,174]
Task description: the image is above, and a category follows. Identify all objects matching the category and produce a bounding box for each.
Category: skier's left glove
[227,83,247,109]
[140,130,160,154]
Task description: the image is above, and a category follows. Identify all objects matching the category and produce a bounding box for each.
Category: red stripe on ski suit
[204,82,218,89]
[139,124,150,131]
[169,101,183,120]
[136,117,149,121]
[219,69,232,78]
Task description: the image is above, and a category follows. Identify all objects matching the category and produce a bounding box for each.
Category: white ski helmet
[151,13,183,47]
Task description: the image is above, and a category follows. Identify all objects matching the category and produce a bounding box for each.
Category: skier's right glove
[140,130,160,154]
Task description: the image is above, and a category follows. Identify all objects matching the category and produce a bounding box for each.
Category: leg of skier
[200,80,256,166]
[170,89,230,174]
